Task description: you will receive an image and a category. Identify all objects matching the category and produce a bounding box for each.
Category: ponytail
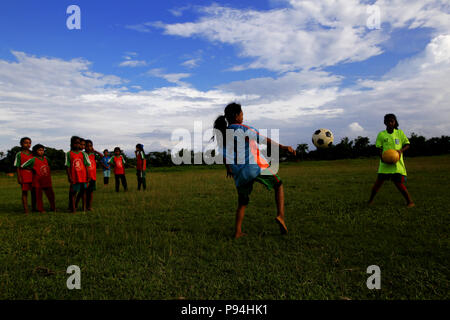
[213,115,228,145]
[212,102,243,147]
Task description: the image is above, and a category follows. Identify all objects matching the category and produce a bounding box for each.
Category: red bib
[69,151,88,183]
[113,156,125,175]
[136,152,147,171]
[87,153,97,181]
[32,157,52,188]
[19,151,34,183]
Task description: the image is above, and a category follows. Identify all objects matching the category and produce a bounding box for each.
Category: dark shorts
[71,183,87,193]
[378,173,406,183]
[237,171,282,206]
[87,180,96,192]
[21,183,33,191]
[136,170,146,178]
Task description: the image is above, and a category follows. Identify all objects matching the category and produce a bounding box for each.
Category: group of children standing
[15,136,147,214]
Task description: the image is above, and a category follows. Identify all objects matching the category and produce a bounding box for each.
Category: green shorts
[87,180,97,192]
[71,183,87,193]
[237,171,282,206]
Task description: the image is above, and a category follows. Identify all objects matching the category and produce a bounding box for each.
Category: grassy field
[0,156,449,299]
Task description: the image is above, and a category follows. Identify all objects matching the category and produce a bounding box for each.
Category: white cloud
[119,60,147,67]
[0,52,242,153]
[147,68,192,86]
[135,0,450,75]
[348,122,364,133]
[181,58,201,69]
[154,1,385,72]
[329,34,450,138]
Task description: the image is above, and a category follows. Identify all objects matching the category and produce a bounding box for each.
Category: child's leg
[81,186,87,211]
[274,183,285,219]
[68,190,73,210]
[121,175,128,191]
[274,183,288,234]
[21,190,29,214]
[137,171,141,190]
[86,188,93,210]
[394,178,414,207]
[35,188,44,212]
[75,189,84,209]
[142,177,146,190]
[43,187,56,211]
[70,192,77,213]
[235,204,247,239]
[368,178,385,204]
[115,175,120,192]
[31,187,37,212]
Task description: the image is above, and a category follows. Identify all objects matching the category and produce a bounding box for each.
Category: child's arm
[83,153,91,183]
[16,167,22,184]
[14,152,22,184]
[66,167,72,184]
[378,148,384,162]
[100,158,109,169]
[398,144,410,156]
[65,152,73,184]
[265,137,296,156]
[94,150,103,158]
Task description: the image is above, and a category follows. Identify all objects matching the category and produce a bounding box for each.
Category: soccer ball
[382,149,399,164]
[312,128,334,148]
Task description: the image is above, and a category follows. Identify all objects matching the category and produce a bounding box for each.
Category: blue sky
[0,0,449,155]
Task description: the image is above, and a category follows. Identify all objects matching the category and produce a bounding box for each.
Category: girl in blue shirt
[213,103,296,238]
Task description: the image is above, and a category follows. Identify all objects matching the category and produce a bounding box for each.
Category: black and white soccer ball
[312,128,334,148]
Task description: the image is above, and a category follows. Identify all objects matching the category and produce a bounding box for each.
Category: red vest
[69,151,88,183]
[136,152,147,171]
[19,151,34,183]
[32,157,52,188]
[87,153,97,181]
[113,156,125,175]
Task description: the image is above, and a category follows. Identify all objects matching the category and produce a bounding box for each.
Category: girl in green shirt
[368,114,415,207]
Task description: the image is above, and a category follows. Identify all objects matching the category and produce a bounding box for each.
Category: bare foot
[275,216,288,234]
[407,202,415,208]
[367,200,374,206]
[234,232,247,239]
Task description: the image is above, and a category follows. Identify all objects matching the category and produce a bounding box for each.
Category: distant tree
[296,144,309,160]
[0,146,21,173]
[148,150,173,167]
[353,136,371,157]
[408,133,427,157]
[44,146,66,170]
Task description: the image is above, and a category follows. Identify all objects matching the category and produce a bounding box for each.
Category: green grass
[0,156,449,299]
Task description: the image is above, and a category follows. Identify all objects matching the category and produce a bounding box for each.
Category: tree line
[0,133,449,172]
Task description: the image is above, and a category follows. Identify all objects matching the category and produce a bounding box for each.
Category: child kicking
[213,102,296,238]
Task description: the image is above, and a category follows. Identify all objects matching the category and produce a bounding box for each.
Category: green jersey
[375,129,410,175]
